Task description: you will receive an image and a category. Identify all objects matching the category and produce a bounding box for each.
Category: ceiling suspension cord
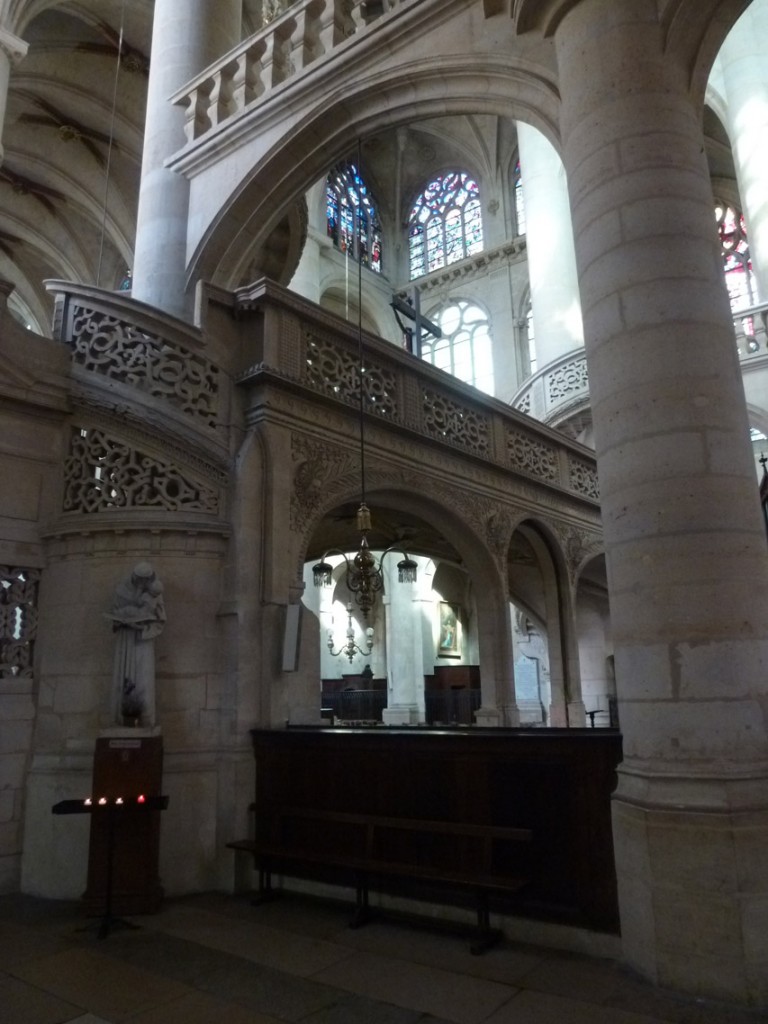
[96,0,125,288]
[356,137,366,507]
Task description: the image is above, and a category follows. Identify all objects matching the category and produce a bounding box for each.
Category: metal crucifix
[391,290,442,358]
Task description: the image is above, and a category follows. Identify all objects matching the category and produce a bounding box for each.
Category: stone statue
[108,562,165,727]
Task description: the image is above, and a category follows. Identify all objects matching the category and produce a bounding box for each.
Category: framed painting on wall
[437,602,460,658]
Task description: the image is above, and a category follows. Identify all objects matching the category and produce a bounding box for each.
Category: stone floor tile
[126,989,284,1024]
[194,959,345,1021]
[482,989,675,1024]
[311,949,518,1024]
[61,1016,113,1024]
[320,915,548,985]
[10,947,191,1022]
[298,990,438,1024]
[141,903,354,976]
[0,920,75,970]
[0,973,84,1024]
[513,947,640,1004]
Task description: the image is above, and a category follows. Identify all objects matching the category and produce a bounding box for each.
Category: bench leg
[470,890,501,955]
[250,857,278,906]
[350,873,372,928]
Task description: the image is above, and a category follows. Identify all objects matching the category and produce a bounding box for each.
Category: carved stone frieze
[290,434,358,534]
[63,427,220,515]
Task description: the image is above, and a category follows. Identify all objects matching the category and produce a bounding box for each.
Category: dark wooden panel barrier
[247,727,622,934]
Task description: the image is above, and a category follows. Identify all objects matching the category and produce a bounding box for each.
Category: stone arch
[296,475,518,723]
[508,516,584,726]
[184,57,561,293]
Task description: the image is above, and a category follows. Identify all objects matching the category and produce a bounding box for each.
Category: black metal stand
[52,796,168,939]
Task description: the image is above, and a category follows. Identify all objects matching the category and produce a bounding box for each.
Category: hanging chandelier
[327,601,374,663]
[312,501,418,621]
[312,141,417,622]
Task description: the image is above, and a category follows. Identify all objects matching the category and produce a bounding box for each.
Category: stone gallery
[0,0,767,1009]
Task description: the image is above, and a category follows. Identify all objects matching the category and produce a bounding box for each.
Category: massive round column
[516,120,584,368]
[132,0,241,320]
[551,0,768,1004]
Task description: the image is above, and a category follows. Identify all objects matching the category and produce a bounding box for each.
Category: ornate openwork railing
[235,279,600,504]
[45,278,599,513]
[512,302,768,428]
[172,0,412,144]
[48,282,224,438]
[511,348,589,426]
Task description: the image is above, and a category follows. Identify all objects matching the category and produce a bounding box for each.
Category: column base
[382,705,421,726]
[567,701,587,727]
[612,769,768,1008]
[474,706,504,727]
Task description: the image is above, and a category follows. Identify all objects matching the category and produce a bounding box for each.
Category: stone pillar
[552,0,768,1004]
[0,27,27,164]
[382,568,422,725]
[288,230,323,304]
[516,120,584,368]
[717,4,768,303]
[132,0,241,320]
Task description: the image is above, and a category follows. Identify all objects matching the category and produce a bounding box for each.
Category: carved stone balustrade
[172,0,411,144]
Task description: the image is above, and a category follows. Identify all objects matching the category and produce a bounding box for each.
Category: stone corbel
[0,26,28,65]
[512,0,582,37]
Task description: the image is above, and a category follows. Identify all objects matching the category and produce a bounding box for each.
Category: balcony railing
[173,0,414,145]
[512,302,768,428]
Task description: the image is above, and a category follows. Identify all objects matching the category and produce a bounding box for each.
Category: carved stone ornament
[568,455,600,500]
[505,427,558,481]
[0,566,40,678]
[547,521,604,584]
[303,331,398,420]
[290,434,358,535]
[422,388,490,456]
[69,303,220,430]
[63,426,220,515]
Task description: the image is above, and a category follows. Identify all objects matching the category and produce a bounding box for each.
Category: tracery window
[422,300,494,396]
[408,172,483,280]
[326,162,382,273]
[716,202,755,313]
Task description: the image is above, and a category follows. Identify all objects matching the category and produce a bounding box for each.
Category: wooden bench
[228,805,532,953]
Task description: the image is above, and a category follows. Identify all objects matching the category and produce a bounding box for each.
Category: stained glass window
[422,300,494,396]
[408,172,483,280]
[716,202,755,313]
[514,158,526,236]
[326,162,382,273]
